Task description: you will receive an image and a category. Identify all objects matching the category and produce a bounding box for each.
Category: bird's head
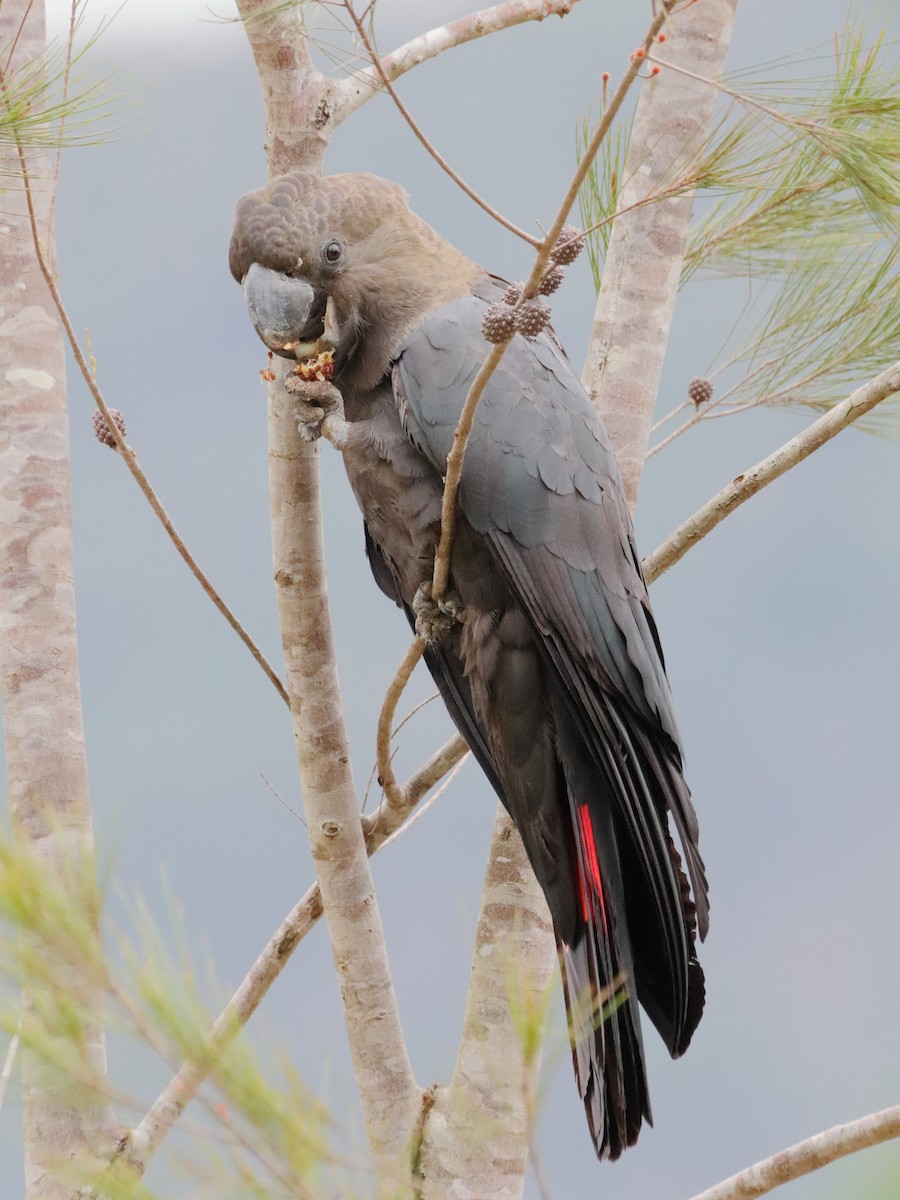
[229,171,479,391]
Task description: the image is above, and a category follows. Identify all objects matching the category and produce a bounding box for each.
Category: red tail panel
[576,803,608,930]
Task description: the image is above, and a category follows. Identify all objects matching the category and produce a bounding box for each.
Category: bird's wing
[392,295,708,1053]
[363,524,505,800]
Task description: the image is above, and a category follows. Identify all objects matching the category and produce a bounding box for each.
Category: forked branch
[643,360,900,584]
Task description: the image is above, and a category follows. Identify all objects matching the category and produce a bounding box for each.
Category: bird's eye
[322,239,344,266]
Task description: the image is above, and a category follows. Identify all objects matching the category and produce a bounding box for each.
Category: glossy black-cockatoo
[229,171,708,1160]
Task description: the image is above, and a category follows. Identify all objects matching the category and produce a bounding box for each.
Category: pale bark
[0,1032,20,1118]
[584,0,739,510]
[340,0,582,119]
[348,0,580,110]
[269,365,420,1167]
[238,0,333,176]
[687,1103,900,1200]
[0,3,120,1195]
[419,809,555,1200]
[643,360,900,584]
[238,5,427,1175]
[415,8,724,1192]
[235,2,421,1173]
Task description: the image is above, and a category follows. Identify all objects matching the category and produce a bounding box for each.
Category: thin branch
[650,397,690,434]
[375,639,426,811]
[363,733,470,847]
[1,0,35,75]
[686,1103,900,1200]
[47,0,79,247]
[431,341,510,598]
[431,9,668,601]
[531,5,669,276]
[646,405,705,458]
[376,755,469,852]
[645,49,823,128]
[123,733,468,1175]
[0,102,289,708]
[339,1,539,245]
[647,322,841,457]
[0,1032,20,1118]
[347,0,581,105]
[642,360,900,584]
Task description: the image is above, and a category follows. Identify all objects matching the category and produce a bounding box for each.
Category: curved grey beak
[242,262,327,358]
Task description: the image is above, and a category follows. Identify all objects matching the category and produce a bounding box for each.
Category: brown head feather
[230,172,482,390]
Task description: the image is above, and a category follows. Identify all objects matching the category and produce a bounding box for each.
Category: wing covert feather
[393,296,709,938]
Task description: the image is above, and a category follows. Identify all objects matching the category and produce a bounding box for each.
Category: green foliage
[505,956,552,1072]
[576,109,631,290]
[0,16,121,155]
[580,22,900,431]
[0,837,335,1198]
[684,24,900,427]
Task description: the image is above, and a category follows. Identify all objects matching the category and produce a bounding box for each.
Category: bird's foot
[413,582,464,643]
[287,377,349,449]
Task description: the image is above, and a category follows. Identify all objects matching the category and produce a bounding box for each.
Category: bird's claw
[287,377,349,449]
[413,582,464,643]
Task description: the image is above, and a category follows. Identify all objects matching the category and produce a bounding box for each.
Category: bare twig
[363,733,470,847]
[650,397,690,434]
[345,0,581,109]
[0,99,289,708]
[430,11,668,602]
[376,755,469,852]
[643,360,900,584]
[686,1103,900,1200]
[375,639,426,811]
[47,0,79,247]
[339,2,539,245]
[646,404,705,458]
[0,1032,20,1118]
[1,0,34,75]
[430,342,510,598]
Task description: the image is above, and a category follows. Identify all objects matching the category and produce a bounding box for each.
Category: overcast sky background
[3,1,900,1197]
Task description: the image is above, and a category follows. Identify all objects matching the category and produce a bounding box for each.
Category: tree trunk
[0,3,119,1195]
[584,0,739,509]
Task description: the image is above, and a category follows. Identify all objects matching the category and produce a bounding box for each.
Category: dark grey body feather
[340,291,707,1157]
